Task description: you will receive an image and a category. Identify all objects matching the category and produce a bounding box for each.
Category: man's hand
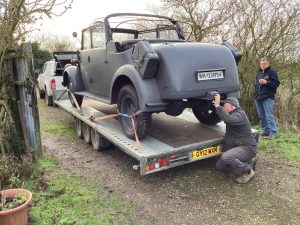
[214,94,221,107]
[259,79,268,85]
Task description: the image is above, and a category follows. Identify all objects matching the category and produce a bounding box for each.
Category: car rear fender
[44,80,53,96]
[63,65,84,92]
[111,64,166,112]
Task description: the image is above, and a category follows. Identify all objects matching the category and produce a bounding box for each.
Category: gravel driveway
[39,100,300,225]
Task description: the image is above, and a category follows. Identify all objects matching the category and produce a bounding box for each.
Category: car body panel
[38,52,78,98]
[111,64,166,111]
[154,42,239,99]
[63,13,241,113]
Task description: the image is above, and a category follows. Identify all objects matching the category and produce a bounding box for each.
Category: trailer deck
[55,98,226,175]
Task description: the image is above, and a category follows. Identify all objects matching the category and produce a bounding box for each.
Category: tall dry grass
[275,86,300,132]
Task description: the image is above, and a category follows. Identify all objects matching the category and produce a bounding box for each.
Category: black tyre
[52,90,58,107]
[192,101,221,125]
[37,87,45,99]
[91,128,111,151]
[45,91,53,106]
[82,123,91,144]
[76,118,83,139]
[117,84,152,140]
[67,80,83,108]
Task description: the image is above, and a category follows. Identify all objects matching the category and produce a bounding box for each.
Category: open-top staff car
[63,13,242,140]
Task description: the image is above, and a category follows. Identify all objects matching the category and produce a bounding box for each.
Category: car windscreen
[107,15,180,41]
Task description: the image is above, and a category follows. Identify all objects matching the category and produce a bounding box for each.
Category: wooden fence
[1,43,42,156]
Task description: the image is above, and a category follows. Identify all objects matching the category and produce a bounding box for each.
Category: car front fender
[111,64,167,112]
[63,65,84,92]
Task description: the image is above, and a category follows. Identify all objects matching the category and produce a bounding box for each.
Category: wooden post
[14,43,42,156]
[0,43,42,157]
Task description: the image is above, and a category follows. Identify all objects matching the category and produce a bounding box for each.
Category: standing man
[254,57,280,139]
[214,94,258,184]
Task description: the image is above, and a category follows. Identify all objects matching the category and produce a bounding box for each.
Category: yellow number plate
[192,146,221,160]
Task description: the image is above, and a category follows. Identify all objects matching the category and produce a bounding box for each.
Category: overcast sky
[32,0,162,40]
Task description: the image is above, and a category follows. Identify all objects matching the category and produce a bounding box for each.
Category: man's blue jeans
[255,98,277,136]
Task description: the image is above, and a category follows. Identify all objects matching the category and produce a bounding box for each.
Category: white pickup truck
[37,51,78,106]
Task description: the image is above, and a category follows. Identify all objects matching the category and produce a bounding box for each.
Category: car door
[88,23,109,98]
[79,28,94,92]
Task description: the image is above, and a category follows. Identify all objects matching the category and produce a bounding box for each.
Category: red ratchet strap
[90,110,143,150]
[130,117,141,149]
[68,89,83,115]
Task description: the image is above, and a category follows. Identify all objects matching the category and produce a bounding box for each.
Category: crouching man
[214,94,257,184]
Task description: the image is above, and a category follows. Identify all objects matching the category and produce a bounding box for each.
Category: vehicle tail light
[160,158,169,167]
[145,157,169,172]
[50,79,56,90]
[150,164,156,170]
[170,155,177,159]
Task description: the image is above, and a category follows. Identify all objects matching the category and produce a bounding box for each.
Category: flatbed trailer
[54,98,226,175]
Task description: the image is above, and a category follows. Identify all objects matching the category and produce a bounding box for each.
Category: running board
[74,91,110,104]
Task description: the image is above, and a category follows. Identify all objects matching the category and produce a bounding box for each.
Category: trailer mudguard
[111,64,167,112]
[63,65,85,92]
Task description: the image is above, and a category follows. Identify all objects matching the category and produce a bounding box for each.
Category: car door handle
[88,56,90,62]
[101,60,108,63]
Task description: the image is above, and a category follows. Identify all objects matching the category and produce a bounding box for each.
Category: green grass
[42,121,77,139]
[258,128,300,162]
[38,99,77,139]
[25,154,136,225]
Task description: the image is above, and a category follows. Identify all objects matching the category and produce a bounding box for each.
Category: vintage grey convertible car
[63,13,241,140]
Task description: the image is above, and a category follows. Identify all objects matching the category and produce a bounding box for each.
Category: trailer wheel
[67,81,83,108]
[117,84,152,140]
[91,129,111,151]
[45,91,53,106]
[82,123,91,144]
[192,107,221,125]
[76,118,83,138]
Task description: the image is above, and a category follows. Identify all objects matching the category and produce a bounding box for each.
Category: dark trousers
[216,146,255,175]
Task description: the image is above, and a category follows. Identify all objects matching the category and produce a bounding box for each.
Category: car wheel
[45,91,53,106]
[67,80,83,108]
[82,123,91,144]
[118,84,152,140]
[192,107,221,125]
[76,118,83,139]
[91,128,111,151]
[37,87,45,99]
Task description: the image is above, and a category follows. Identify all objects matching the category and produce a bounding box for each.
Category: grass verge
[25,154,136,225]
[38,99,77,139]
[42,121,77,139]
[258,128,300,162]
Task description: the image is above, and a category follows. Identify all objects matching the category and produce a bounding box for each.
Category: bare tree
[161,0,233,42]
[32,33,77,52]
[0,0,72,156]
[222,0,300,121]
[161,0,300,126]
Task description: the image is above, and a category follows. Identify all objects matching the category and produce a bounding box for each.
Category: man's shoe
[261,133,269,137]
[249,157,257,171]
[236,169,255,184]
[263,135,273,140]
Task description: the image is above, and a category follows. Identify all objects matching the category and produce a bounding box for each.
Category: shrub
[0,154,33,189]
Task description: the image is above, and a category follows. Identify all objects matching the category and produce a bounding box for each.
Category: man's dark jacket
[255,66,280,100]
[216,106,258,154]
